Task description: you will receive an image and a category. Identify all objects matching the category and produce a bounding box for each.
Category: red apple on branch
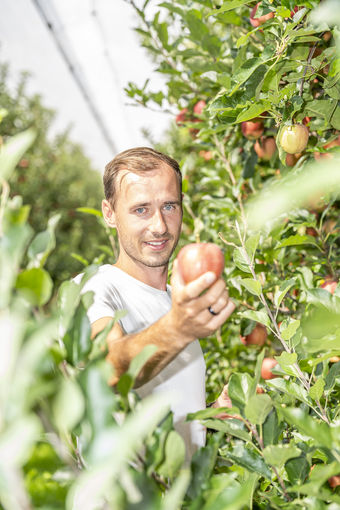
[177,243,224,284]
[250,2,275,27]
[261,358,278,380]
[241,119,264,140]
[175,108,189,125]
[193,100,206,115]
[254,137,276,160]
[241,323,268,346]
[320,277,338,294]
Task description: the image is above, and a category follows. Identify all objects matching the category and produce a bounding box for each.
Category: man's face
[107,164,182,269]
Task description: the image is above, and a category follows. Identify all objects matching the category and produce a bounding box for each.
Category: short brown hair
[103,147,182,206]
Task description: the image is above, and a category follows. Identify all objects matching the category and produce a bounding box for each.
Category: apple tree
[123,0,340,507]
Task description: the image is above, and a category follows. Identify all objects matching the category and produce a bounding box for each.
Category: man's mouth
[144,239,170,250]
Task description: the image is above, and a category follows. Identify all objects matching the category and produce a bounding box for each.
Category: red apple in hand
[250,2,275,27]
[261,357,278,380]
[241,323,268,346]
[177,243,224,284]
[241,119,264,140]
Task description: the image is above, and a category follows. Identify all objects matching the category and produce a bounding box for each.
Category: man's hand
[168,259,235,345]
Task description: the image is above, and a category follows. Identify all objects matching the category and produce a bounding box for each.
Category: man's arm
[91,260,235,387]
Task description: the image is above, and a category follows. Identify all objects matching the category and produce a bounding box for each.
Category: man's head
[102,147,183,273]
[103,147,182,208]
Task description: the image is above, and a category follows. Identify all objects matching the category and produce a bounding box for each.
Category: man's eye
[164,204,175,211]
[135,207,146,214]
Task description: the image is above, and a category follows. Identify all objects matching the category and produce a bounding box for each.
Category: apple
[193,100,206,115]
[322,219,337,234]
[279,124,309,154]
[320,277,338,294]
[261,357,278,380]
[177,243,225,284]
[176,108,189,125]
[328,476,340,489]
[199,150,213,161]
[18,158,29,168]
[285,152,302,167]
[241,323,268,346]
[254,137,276,160]
[306,227,318,237]
[314,135,340,160]
[250,2,275,27]
[241,119,264,140]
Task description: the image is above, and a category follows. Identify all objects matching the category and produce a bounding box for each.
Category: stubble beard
[119,233,180,269]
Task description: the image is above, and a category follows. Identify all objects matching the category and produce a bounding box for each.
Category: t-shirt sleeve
[79,272,120,324]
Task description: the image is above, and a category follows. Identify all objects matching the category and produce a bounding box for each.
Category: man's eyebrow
[129,202,151,209]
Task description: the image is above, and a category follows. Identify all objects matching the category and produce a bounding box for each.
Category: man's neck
[114,258,169,291]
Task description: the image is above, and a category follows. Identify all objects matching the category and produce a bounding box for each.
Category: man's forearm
[106,312,195,387]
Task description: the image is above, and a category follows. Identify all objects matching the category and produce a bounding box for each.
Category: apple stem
[299,41,319,97]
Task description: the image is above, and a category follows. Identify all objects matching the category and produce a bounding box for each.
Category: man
[79,147,235,459]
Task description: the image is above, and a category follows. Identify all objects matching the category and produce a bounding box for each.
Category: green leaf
[233,247,251,273]
[263,409,281,448]
[187,433,221,500]
[187,406,240,421]
[285,453,310,485]
[157,430,185,479]
[245,394,273,425]
[245,234,260,262]
[228,373,254,410]
[53,379,85,432]
[228,443,272,480]
[206,0,254,17]
[117,344,158,397]
[162,469,191,510]
[240,278,262,296]
[27,214,61,268]
[309,377,325,401]
[76,207,102,217]
[277,234,319,248]
[274,279,296,308]
[277,407,332,449]
[202,418,251,442]
[263,444,301,469]
[0,128,36,181]
[15,267,53,306]
[63,301,92,366]
[325,361,340,391]
[236,103,269,123]
[202,472,259,510]
[280,320,301,342]
[238,309,271,328]
[274,351,299,377]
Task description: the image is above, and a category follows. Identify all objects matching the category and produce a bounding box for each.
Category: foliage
[124,0,340,507]
[1,0,340,508]
[0,64,113,288]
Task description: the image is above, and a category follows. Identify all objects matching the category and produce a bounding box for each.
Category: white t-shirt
[75,264,206,459]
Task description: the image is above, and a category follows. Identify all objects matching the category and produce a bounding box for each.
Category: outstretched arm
[91,260,235,387]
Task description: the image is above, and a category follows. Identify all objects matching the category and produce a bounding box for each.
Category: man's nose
[150,210,167,235]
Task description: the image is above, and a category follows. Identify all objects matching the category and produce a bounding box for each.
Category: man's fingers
[207,299,236,329]
[195,280,228,312]
[181,271,217,300]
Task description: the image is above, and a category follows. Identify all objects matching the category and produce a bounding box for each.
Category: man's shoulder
[73,264,116,290]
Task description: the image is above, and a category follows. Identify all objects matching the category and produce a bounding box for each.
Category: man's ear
[102,199,116,228]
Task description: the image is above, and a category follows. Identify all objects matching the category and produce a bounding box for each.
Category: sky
[0,0,173,171]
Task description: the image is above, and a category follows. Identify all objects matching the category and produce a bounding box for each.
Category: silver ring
[208,306,218,316]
